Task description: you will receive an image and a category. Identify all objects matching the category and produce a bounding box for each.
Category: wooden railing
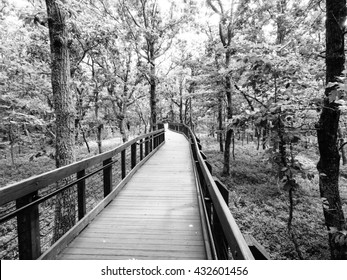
[0,129,165,260]
[169,123,255,260]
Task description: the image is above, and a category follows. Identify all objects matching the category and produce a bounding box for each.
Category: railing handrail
[169,122,254,260]
[0,129,164,206]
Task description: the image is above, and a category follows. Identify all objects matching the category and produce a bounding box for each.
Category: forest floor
[0,137,124,187]
[199,134,347,260]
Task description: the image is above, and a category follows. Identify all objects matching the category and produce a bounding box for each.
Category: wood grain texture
[57,129,207,260]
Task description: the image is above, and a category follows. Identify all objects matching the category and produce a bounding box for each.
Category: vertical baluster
[140,139,143,160]
[16,192,41,259]
[103,158,112,197]
[154,133,158,148]
[77,169,86,220]
[131,142,137,169]
[145,137,149,156]
[121,150,126,179]
[213,179,230,259]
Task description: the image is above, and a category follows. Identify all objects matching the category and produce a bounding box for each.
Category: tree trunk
[218,92,224,152]
[79,122,90,153]
[46,0,76,243]
[262,126,267,150]
[118,115,128,143]
[338,127,347,165]
[222,49,232,174]
[222,128,233,175]
[316,0,347,259]
[276,0,287,45]
[8,121,15,166]
[149,42,157,130]
[94,89,102,154]
[96,124,102,154]
[179,81,183,123]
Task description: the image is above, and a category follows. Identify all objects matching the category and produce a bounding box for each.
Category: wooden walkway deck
[57,129,207,260]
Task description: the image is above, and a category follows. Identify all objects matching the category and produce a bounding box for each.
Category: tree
[106,43,145,143]
[316,0,347,259]
[120,0,185,130]
[45,0,76,241]
[206,0,250,175]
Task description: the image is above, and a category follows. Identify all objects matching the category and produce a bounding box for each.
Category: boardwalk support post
[131,143,137,169]
[145,137,149,156]
[16,192,41,259]
[77,169,86,220]
[213,177,229,259]
[140,139,143,160]
[103,158,112,196]
[121,150,126,179]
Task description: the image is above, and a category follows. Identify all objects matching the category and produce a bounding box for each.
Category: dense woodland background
[1,0,347,259]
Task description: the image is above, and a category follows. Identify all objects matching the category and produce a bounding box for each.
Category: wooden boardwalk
[57,129,207,260]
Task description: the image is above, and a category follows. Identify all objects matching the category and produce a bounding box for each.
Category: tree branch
[206,0,222,15]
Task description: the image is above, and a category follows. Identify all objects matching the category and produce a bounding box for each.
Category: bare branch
[140,0,148,28]
[124,5,141,28]
[219,22,226,46]
[206,0,222,15]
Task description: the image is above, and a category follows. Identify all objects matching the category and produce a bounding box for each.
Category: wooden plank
[83,228,205,236]
[98,210,200,216]
[59,247,205,259]
[102,204,196,208]
[87,223,202,230]
[60,253,204,260]
[76,235,204,244]
[66,240,205,252]
[93,213,199,218]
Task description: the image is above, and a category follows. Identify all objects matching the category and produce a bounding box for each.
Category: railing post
[145,137,149,156]
[140,139,143,160]
[191,142,197,161]
[77,169,86,220]
[103,158,112,197]
[212,178,229,259]
[131,142,137,169]
[16,192,41,259]
[214,178,229,204]
[154,133,158,148]
[121,150,126,179]
[205,160,212,174]
[212,209,229,259]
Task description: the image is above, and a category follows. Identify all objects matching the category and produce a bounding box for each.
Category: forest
[0,0,347,260]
